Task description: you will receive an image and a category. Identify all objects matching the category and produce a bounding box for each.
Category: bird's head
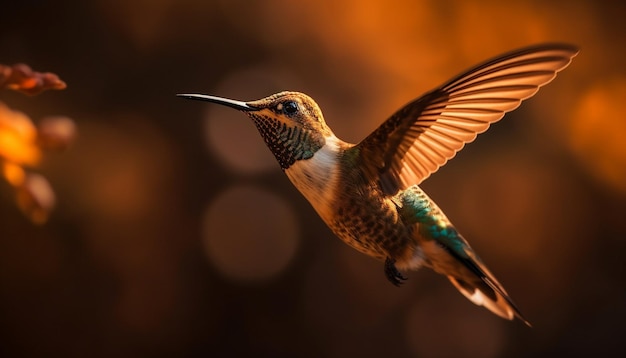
[179,91,334,170]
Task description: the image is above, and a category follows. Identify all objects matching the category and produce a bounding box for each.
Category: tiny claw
[384,257,408,286]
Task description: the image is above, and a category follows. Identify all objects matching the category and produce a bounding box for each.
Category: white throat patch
[284,135,343,221]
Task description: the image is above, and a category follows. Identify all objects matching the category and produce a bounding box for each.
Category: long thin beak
[177,93,257,111]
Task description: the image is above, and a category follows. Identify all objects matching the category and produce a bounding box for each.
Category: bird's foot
[384,257,408,286]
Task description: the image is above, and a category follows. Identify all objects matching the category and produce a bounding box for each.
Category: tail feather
[421,231,532,326]
[448,275,531,326]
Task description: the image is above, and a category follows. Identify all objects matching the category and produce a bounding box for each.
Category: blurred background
[1,0,625,357]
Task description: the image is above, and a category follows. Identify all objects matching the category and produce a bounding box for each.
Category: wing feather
[353,44,578,193]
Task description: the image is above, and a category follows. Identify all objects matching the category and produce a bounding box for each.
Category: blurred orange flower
[0,63,75,224]
[0,63,66,95]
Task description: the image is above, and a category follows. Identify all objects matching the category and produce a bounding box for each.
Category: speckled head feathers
[179,91,335,170]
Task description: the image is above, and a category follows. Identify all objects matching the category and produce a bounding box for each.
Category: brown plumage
[179,43,579,325]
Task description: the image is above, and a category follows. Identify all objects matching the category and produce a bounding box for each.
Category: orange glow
[0,102,41,166]
[11,77,37,90]
[2,161,25,186]
[36,116,76,150]
[0,131,41,166]
[570,79,626,194]
[65,119,173,221]
[16,173,55,225]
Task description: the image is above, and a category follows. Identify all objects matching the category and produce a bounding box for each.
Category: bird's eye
[282,101,299,115]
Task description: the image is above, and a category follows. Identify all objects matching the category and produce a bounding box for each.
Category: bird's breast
[284,136,343,223]
[284,136,419,262]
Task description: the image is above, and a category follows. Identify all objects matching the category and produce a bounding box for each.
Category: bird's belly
[325,196,413,261]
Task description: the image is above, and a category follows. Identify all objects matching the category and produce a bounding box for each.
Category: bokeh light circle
[202,185,300,282]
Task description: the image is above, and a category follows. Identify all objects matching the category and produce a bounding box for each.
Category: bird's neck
[284,135,350,221]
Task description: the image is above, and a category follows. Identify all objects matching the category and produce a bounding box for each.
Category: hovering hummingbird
[179,44,578,325]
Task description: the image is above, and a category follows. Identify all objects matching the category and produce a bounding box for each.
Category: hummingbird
[179,44,578,325]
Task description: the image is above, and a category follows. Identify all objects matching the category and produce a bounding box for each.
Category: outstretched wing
[353,44,578,194]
